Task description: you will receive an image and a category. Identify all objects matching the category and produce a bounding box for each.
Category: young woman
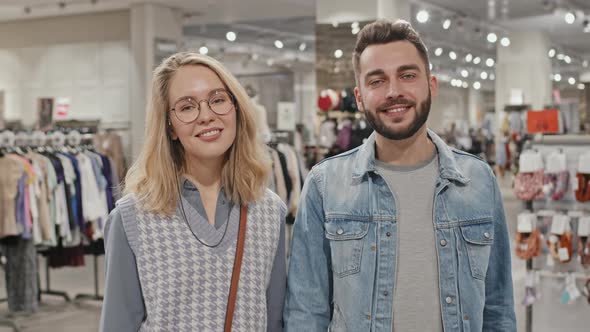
[99,52,287,331]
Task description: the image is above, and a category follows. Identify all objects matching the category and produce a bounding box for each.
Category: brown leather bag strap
[224,205,248,332]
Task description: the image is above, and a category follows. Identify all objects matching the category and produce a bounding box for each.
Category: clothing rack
[74,249,103,302]
[0,259,20,332]
[37,255,70,302]
[521,136,590,332]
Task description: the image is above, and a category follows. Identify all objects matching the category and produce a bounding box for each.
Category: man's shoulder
[313,146,361,170]
[449,148,494,179]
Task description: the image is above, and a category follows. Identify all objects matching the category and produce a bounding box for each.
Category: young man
[284,19,516,332]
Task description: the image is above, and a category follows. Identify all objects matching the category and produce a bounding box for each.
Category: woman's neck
[183,157,224,194]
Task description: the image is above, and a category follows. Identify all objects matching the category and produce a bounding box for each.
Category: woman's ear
[168,117,178,140]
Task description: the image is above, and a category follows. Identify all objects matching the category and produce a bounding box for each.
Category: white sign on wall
[55,97,71,119]
[276,102,296,131]
[509,89,524,105]
[0,91,4,130]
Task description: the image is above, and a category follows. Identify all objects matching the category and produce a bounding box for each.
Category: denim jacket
[284,129,516,332]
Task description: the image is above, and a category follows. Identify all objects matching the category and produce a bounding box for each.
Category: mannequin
[246,85,271,143]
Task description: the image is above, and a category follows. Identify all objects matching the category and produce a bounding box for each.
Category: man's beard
[363,91,431,141]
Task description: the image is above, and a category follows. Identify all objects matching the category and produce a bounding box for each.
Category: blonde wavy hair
[124,52,271,214]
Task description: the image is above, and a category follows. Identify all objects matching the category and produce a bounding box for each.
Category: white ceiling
[0,0,315,23]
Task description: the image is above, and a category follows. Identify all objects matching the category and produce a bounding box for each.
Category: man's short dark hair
[353,19,430,85]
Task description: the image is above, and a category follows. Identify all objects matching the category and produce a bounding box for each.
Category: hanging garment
[0,156,26,238]
[0,237,38,313]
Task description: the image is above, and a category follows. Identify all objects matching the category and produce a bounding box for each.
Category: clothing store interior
[0,0,589,331]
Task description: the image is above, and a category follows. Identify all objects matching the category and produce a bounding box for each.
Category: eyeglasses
[170,88,235,123]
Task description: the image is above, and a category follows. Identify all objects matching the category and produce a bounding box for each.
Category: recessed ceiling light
[565,12,575,24]
[465,53,473,62]
[334,49,343,58]
[226,31,237,42]
[198,46,208,55]
[473,81,481,90]
[449,51,457,60]
[299,43,307,51]
[554,73,562,82]
[486,58,495,67]
[578,83,585,90]
[481,72,488,80]
[462,81,468,88]
[548,49,556,57]
[443,19,451,30]
[417,10,429,23]
[473,56,481,64]
[568,77,576,85]
[487,32,497,43]
[435,47,443,56]
[274,40,284,49]
[557,53,565,60]
[352,27,360,35]
[564,55,571,63]
[490,73,495,80]
[351,22,359,29]
[500,37,510,47]
[461,69,469,78]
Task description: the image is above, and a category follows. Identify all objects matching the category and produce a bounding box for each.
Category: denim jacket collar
[352,128,470,184]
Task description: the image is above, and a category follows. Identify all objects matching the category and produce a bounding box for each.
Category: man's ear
[354,86,365,113]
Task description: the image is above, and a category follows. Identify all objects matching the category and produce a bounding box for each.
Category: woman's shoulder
[256,189,287,216]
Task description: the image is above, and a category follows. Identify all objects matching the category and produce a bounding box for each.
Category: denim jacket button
[445,297,453,304]
[463,315,469,321]
[440,239,447,247]
[386,232,392,237]
[383,291,389,296]
[484,232,490,239]
[337,228,344,235]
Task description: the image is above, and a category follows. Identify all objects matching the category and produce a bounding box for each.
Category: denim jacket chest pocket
[325,220,370,278]
[459,219,495,280]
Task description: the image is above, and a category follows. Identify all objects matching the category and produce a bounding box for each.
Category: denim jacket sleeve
[483,167,517,331]
[283,169,332,331]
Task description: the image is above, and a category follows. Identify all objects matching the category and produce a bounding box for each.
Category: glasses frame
[169,88,236,124]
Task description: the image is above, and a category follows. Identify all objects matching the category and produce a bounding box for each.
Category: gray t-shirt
[375,151,442,332]
[100,178,286,331]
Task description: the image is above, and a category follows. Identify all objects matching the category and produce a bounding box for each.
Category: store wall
[428,83,470,134]
[0,11,131,127]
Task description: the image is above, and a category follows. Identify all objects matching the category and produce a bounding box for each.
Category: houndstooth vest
[117,189,284,331]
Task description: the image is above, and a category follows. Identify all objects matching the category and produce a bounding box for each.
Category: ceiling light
[564,55,571,63]
[198,46,208,55]
[548,49,556,57]
[443,19,451,30]
[226,31,237,42]
[274,40,284,49]
[487,32,498,43]
[417,10,429,23]
[351,22,359,29]
[462,82,469,88]
[490,73,495,80]
[473,56,481,64]
[449,51,457,60]
[299,43,306,51]
[473,81,481,90]
[465,54,473,62]
[352,27,360,35]
[451,79,456,86]
[557,53,565,60]
[554,73,562,82]
[481,71,488,80]
[568,77,576,85]
[500,37,510,47]
[461,69,469,78]
[332,21,339,28]
[334,49,343,58]
[565,12,575,24]
[486,58,495,67]
[578,83,585,90]
[435,47,443,56]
